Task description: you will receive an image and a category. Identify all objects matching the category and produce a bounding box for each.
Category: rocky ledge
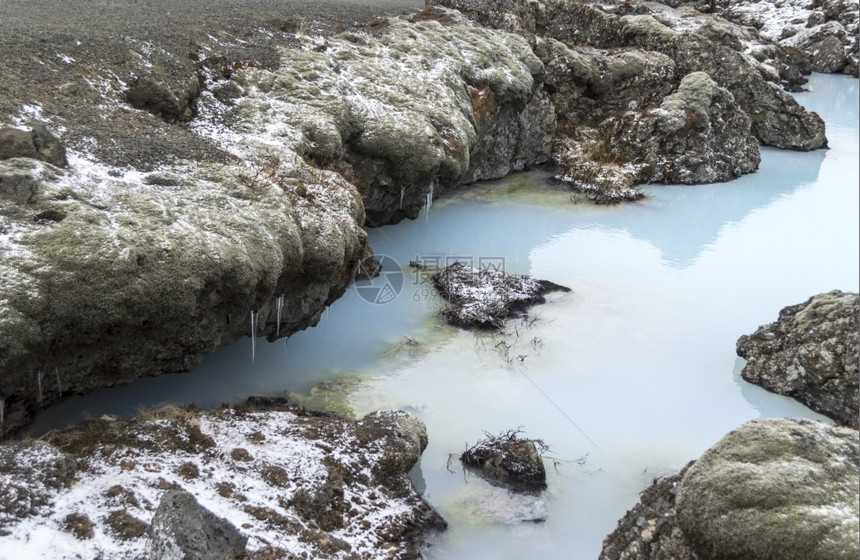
[433,0,836,199]
[0,4,555,433]
[600,418,860,560]
[737,290,859,427]
[0,400,445,559]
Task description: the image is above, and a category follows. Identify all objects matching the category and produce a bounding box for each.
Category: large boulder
[608,71,761,184]
[675,418,859,560]
[0,126,67,168]
[147,491,247,560]
[601,418,860,560]
[0,154,369,433]
[737,291,859,426]
[599,464,697,560]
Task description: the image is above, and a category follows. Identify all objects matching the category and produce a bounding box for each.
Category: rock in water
[147,490,247,560]
[737,290,859,426]
[599,464,698,560]
[430,262,570,329]
[675,418,859,560]
[460,430,548,493]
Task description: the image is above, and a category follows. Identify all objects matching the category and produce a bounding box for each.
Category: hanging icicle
[400,186,405,209]
[0,398,5,438]
[276,295,284,338]
[250,310,257,364]
[424,179,436,220]
[56,367,62,398]
[37,369,43,405]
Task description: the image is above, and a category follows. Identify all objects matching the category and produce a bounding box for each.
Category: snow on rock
[0,145,368,433]
[203,6,555,226]
[430,262,570,330]
[432,0,829,202]
[0,402,445,559]
[724,0,859,75]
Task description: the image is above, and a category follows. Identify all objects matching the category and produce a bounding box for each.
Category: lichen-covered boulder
[675,418,860,560]
[599,464,697,560]
[230,7,555,226]
[737,291,859,426]
[610,71,761,184]
[0,156,368,433]
[147,491,247,560]
[430,262,570,329]
[460,430,548,493]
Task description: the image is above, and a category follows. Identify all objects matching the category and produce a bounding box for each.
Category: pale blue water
[32,74,859,559]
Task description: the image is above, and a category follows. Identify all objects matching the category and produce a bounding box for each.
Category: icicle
[0,397,4,438]
[399,186,405,209]
[250,310,257,364]
[37,369,43,405]
[56,367,62,398]
[424,179,436,220]
[276,295,284,337]
[284,335,290,349]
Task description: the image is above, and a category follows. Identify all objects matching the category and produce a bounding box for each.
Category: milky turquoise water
[32,73,859,559]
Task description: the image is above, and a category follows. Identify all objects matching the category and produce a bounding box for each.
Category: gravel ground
[0,0,423,168]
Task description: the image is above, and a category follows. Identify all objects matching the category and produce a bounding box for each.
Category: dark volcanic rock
[125,74,201,123]
[147,490,247,560]
[676,418,860,560]
[599,464,698,560]
[430,262,571,329]
[737,290,859,426]
[432,0,829,152]
[460,430,548,493]
[604,70,761,186]
[722,0,860,76]
[0,126,67,168]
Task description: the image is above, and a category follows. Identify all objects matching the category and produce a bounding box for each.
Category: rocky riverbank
[1,0,854,433]
[600,291,860,560]
[0,400,445,559]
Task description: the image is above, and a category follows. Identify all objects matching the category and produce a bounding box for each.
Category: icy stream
[31,74,859,558]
